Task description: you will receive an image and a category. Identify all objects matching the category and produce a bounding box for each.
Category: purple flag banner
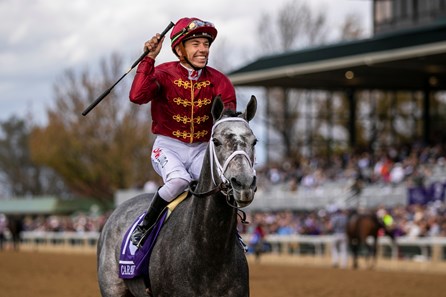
[407,181,446,205]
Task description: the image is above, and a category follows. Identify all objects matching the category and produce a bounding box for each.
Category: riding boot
[130,192,168,247]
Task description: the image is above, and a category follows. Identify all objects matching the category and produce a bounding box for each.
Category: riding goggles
[171,20,215,44]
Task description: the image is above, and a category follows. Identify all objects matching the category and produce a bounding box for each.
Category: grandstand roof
[229,22,446,91]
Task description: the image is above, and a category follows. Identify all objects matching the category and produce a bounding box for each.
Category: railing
[18,231,100,253]
[13,231,446,263]
[243,234,446,263]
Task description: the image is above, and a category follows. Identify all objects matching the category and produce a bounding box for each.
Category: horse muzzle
[230,176,257,208]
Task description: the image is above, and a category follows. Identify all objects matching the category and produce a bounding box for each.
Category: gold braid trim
[173,79,211,90]
[172,115,209,124]
[194,81,211,89]
[172,130,209,140]
[173,97,212,107]
[174,79,191,89]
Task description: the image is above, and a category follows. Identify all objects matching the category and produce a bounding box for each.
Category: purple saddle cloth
[118,210,168,279]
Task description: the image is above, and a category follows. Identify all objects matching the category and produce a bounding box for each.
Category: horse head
[208,95,258,208]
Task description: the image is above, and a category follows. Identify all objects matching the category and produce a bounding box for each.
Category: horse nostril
[230,177,242,188]
[251,176,257,188]
[230,176,257,192]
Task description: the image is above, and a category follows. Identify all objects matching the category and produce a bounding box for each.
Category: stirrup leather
[132,224,156,248]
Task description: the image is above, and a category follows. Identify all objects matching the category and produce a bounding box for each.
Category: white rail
[13,231,446,263]
[244,234,446,262]
[18,231,100,253]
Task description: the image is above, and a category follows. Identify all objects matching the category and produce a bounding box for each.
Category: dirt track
[1,251,446,297]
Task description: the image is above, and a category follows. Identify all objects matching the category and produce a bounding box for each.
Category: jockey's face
[177,37,210,69]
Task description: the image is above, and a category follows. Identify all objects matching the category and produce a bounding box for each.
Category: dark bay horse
[346,212,395,269]
[97,95,258,297]
[0,215,23,251]
[8,215,23,251]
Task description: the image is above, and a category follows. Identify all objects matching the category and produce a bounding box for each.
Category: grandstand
[229,0,446,163]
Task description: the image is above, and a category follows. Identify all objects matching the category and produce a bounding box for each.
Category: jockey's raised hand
[144,34,164,60]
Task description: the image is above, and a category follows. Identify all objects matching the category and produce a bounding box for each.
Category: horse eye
[212,138,222,146]
[252,139,258,146]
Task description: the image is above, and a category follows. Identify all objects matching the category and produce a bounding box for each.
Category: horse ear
[211,95,224,121]
[243,95,257,122]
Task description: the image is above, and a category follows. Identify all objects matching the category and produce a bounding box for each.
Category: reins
[188,180,249,224]
[188,180,228,198]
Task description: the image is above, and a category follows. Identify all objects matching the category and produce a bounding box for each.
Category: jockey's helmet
[170,17,217,54]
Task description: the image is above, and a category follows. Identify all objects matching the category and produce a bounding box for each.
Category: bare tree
[0,116,67,197]
[258,0,328,55]
[29,53,158,205]
[339,13,365,41]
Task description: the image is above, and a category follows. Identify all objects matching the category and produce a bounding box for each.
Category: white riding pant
[151,135,207,202]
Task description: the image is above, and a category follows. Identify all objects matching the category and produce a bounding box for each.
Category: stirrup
[133,224,155,248]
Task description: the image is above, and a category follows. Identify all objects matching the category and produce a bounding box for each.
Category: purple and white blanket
[118,210,168,279]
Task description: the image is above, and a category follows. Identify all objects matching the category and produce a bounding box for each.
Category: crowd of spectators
[4,201,443,242]
[1,144,446,242]
[242,143,446,239]
[256,143,446,191]
[18,211,109,233]
[240,200,446,239]
[4,199,444,239]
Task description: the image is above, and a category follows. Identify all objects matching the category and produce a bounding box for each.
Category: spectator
[249,222,266,262]
[390,162,405,185]
[328,209,348,269]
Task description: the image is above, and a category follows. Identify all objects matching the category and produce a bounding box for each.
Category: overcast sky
[0,0,372,123]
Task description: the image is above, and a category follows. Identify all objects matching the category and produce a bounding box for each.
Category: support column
[423,87,431,145]
[347,89,357,148]
[265,87,271,165]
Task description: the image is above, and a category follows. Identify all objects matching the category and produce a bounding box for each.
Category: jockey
[129,17,237,247]
[376,205,395,236]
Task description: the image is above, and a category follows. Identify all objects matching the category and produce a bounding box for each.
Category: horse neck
[190,152,239,251]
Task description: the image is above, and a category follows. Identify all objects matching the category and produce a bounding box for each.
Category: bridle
[189,117,255,222]
[209,117,254,185]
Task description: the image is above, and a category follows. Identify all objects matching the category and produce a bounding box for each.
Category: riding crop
[81,21,175,116]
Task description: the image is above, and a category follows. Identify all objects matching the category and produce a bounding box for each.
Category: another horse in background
[0,213,6,250]
[0,214,23,251]
[8,215,23,250]
[346,212,395,269]
[97,95,258,297]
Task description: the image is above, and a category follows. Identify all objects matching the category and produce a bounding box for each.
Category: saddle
[118,191,189,280]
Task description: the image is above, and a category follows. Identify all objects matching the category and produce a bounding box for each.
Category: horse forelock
[222,109,241,118]
[211,114,252,139]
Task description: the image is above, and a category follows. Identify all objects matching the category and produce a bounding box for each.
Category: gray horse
[97,95,258,297]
